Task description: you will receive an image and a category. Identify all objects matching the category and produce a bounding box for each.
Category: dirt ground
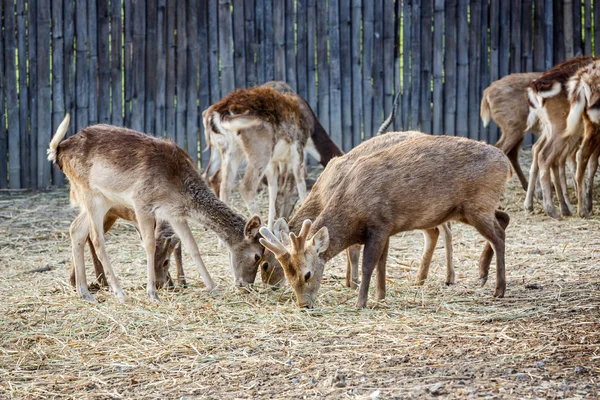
[1,150,599,399]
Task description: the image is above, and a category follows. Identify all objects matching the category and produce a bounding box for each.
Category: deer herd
[48,56,600,309]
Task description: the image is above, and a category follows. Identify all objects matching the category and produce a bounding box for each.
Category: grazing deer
[259,131,456,291]
[260,135,511,308]
[480,72,543,190]
[565,60,600,217]
[202,86,311,231]
[48,115,264,303]
[524,56,598,219]
[67,206,186,290]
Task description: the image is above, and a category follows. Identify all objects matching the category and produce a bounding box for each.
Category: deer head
[228,215,264,287]
[259,219,329,308]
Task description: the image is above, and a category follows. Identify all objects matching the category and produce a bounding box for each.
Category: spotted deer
[565,59,600,217]
[48,115,264,303]
[480,72,543,190]
[202,86,311,231]
[260,135,511,308]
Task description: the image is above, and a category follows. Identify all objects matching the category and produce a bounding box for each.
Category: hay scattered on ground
[0,150,599,399]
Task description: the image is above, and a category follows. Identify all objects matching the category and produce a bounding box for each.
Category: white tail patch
[526,107,538,132]
[47,114,71,162]
[565,89,586,137]
[220,115,262,132]
[480,96,491,127]
[537,81,562,99]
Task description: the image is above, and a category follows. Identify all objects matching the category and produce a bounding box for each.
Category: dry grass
[1,150,599,399]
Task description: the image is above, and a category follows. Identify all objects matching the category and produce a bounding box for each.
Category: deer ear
[273,218,290,239]
[309,227,329,255]
[244,215,262,240]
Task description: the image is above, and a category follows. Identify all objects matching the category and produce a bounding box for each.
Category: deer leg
[167,218,216,291]
[375,239,390,301]
[291,145,308,203]
[525,136,544,212]
[539,161,561,220]
[356,234,389,309]
[558,153,575,215]
[345,244,361,289]
[174,244,186,288]
[134,211,159,302]
[414,227,440,286]
[87,200,127,302]
[476,210,510,291]
[551,164,571,217]
[70,212,95,302]
[240,158,268,219]
[500,134,528,191]
[264,164,279,231]
[575,136,599,218]
[218,152,239,247]
[441,222,455,285]
[584,146,600,215]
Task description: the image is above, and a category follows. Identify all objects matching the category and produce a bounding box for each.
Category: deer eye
[262,262,269,271]
[304,271,311,282]
[254,254,261,263]
[163,260,169,267]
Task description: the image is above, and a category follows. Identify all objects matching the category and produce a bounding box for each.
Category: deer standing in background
[480,72,543,190]
[48,115,264,303]
[260,135,511,309]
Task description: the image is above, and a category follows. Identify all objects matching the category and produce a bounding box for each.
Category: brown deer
[67,206,186,291]
[259,135,511,309]
[260,131,455,291]
[524,57,599,219]
[565,60,600,217]
[202,86,311,231]
[480,72,543,190]
[48,115,264,303]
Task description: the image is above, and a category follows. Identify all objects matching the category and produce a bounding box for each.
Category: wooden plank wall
[1,0,599,189]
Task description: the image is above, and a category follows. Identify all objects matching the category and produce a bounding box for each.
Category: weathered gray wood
[255,0,265,83]
[187,0,200,164]
[155,0,166,137]
[307,0,317,110]
[4,0,21,188]
[176,0,188,148]
[233,0,247,88]
[499,2,510,78]
[444,0,456,136]
[123,0,133,126]
[0,0,7,188]
[340,0,352,150]
[573,0,582,56]
[553,0,564,63]
[544,0,553,69]
[533,0,545,71]
[479,0,490,141]
[401,3,410,131]
[219,0,235,94]
[166,2,176,141]
[37,0,51,188]
[17,0,29,187]
[131,0,146,132]
[111,0,123,127]
[329,0,342,146]
[419,0,432,134]
[372,0,384,136]
[563,0,574,59]
[296,0,308,98]
[595,0,600,57]
[510,0,521,74]
[383,0,394,125]
[455,0,468,137]
[584,0,592,56]
[488,0,499,143]
[244,0,256,88]
[317,1,330,134]
[285,0,297,89]
[361,1,373,137]
[52,0,65,186]
[208,0,220,100]
[200,0,211,165]
[351,0,363,145]
[88,0,98,126]
[468,0,481,140]
[145,0,157,132]
[432,0,443,135]
[97,0,110,125]
[393,0,402,131]
[273,0,285,81]
[263,0,274,81]
[522,0,533,72]
[28,0,38,188]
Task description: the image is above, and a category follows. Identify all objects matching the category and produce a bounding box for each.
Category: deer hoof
[479,277,488,287]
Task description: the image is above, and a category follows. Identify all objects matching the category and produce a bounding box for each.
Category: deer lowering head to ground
[259,131,455,292]
[260,135,511,309]
[565,59,600,217]
[524,56,598,219]
[202,86,311,231]
[48,115,264,303]
[480,72,543,190]
[67,205,186,291]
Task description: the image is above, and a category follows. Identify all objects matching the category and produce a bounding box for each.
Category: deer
[259,131,456,291]
[47,115,264,303]
[67,206,186,291]
[202,82,343,224]
[524,56,598,219]
[201,86,311,232]
[565,59,600,217]
[480,72,543,191]
[259,134,511,309]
